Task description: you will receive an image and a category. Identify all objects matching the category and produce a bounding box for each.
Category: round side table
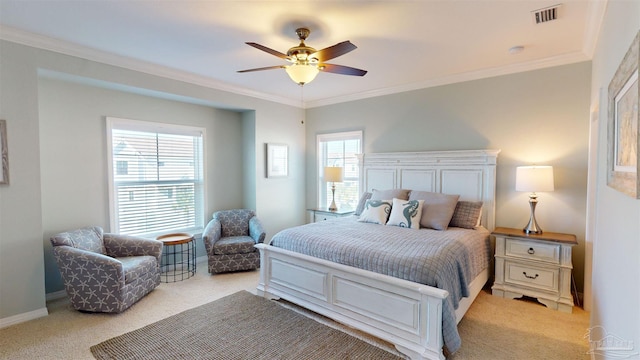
[156,233,196,282]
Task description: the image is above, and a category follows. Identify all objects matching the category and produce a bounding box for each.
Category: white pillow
[357,199,392,225]
[386,198,424,229]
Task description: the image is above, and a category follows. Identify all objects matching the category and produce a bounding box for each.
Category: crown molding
[1,24,595,110]
[0,25,300,108]
[582,0,608,58]
[305,51,590,108]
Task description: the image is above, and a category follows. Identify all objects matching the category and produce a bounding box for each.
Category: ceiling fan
[238,27,367,85]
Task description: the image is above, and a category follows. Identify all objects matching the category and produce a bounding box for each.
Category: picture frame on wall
[0,119,9,185]
[607,31,639,199]
[266,143,288,178]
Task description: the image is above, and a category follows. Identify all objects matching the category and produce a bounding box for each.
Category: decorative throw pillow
[354,192,373,216]
[357,199,392,225]
[408,191,460,230]
[449,201,483,229]
[386,198,424,229]
[371,188,410,201]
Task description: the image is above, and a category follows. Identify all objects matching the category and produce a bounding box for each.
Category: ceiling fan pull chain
[300,85,305,124]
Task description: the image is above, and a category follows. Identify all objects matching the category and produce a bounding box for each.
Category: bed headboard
[357,149,500,231]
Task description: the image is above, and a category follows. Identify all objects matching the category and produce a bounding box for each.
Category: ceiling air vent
[532,4,561,24]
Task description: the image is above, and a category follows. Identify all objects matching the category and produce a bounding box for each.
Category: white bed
[256,149,500,360]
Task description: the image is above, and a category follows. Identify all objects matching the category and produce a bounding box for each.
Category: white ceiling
[0,1,605,108]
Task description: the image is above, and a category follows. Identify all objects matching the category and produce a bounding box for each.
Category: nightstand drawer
[506,238,560,264]
[309,209,354,223]
[314,213,339,222]
[505,261,558,292]
[307,208,353,222]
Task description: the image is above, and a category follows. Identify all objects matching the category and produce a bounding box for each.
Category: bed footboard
[256,243,448,360]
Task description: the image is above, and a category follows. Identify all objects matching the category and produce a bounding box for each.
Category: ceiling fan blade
[237,65,285,73]
[245,42,289,59]
[319,63,367,76]
[312,41,357,62]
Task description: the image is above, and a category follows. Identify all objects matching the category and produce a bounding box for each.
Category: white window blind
[317,131,362,209]
[107,117,205,236]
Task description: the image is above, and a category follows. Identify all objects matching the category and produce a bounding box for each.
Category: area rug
[90,291,404,360]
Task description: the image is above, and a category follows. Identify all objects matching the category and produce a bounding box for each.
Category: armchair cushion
[213,209,256,238]
[213,236,257,255]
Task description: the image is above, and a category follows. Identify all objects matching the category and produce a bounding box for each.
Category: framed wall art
[607,31,639,198]
[266,143,288,178]
[0,120,8,185]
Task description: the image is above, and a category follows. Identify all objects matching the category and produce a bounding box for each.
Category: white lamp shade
[515,166,554,192]
[324,167,344,182]
[285,64,319,85]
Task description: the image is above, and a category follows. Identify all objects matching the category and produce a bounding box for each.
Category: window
[107,117,205,237]
[317,131,362,210]
[116,160,128,176]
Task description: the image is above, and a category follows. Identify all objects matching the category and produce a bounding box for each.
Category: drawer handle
[523,272,539,280]
[527,247,535,255]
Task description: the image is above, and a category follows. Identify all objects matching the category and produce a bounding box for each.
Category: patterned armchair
[50,226,163,313]
[203,209,266,274]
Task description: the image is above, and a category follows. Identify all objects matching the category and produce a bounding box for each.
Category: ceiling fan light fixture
[285,64,319,85]
[239,27,366,84]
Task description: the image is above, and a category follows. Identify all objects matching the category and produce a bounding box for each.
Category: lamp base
[329,184,338,211]
[523,221,543,234]
[523,194,543,234]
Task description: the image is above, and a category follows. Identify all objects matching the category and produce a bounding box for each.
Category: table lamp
[515,165,554,234]
[324,166,344,211]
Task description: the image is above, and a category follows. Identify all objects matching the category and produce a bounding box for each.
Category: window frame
[316,130,363,210]
[106,117,206,238]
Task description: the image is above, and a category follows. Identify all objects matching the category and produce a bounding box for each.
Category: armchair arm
[53,246,125,286]
[103,233,163,261]
[249,216,266,244]
[202,218,222,254]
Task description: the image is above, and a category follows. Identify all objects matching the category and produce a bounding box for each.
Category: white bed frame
[256,149,500,360]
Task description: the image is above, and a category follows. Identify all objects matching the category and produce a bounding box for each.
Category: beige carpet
[91,291,403,360]
[452,291,590,359]
[0,260,590,359]
[0,261,259,360]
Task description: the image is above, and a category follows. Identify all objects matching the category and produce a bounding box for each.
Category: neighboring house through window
[317,131,362,210]
[107,117,205,237]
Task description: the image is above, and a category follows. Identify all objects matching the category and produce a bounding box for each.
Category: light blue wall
[0,41,46,321]
[0,40,305,322]
[38,76,246,293]
[589,0,640,354]
[306,62,592,292]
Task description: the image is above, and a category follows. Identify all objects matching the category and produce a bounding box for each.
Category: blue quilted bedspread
[268,216,491,353]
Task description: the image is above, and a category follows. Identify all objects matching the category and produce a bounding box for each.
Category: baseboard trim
[46,290,68,302]
[0,307,49,329]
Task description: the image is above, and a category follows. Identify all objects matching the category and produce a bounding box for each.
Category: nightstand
[491,227,578,313]
[308,208,354,223]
